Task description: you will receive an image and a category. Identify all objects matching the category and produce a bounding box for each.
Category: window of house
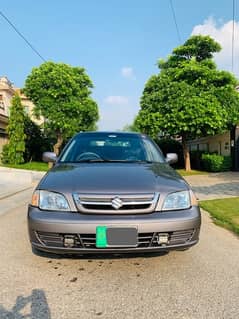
[0,95,5,110]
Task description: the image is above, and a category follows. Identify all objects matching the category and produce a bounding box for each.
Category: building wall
[0,91,11,118]
[19,94,44,126]
[187,131,231,156]
[0,132,8,154]
[0,116,8,130]
[0,77,15,118]
[0,77,13,154]
[0,76,44,158]
[0,77,44,125]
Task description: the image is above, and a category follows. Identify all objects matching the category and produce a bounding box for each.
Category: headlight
[162,191,190,211]
[31,190,70,211]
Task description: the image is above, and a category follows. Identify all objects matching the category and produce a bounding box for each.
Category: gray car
[28,132,201,255]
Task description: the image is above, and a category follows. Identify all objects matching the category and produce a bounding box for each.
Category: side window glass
[143,139,164,162]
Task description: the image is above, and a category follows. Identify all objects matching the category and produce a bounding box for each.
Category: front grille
[82,204,150,211]
[72,193,159,214]
[36,229,195,249]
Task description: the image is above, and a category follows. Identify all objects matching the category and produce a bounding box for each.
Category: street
[0,186,238,319]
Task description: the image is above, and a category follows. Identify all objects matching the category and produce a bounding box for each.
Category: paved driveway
[0,189,239,319]
[0,170,239,318]
[184,172,239,200]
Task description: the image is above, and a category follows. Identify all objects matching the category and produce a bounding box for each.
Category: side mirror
[166,153,178,164]
[42,152,57,163]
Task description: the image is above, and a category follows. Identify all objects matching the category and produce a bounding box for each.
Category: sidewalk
[0,167,45,199]
[184,171,239,200]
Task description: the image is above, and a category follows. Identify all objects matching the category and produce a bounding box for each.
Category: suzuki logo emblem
[111,197,123,210]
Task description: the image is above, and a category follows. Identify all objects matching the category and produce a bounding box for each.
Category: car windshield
[59,133,165,163]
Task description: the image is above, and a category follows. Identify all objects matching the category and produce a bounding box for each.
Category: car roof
[75,131,147,138]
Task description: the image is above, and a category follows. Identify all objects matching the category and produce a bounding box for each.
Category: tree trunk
[182,135,191,171]
[53,133,63,156]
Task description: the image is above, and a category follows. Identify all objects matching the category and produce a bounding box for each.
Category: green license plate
[96,226,138,248]
[96,226,108,248]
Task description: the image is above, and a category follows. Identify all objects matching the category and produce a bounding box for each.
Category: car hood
[37,163,188,194]
[38,163,188,194]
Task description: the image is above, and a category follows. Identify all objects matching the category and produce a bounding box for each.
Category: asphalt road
[0,188,238,319]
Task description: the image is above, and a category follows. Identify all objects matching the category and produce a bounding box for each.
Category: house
[187,86,239,171]
[0,77,14,153]
[0,76,43,154]
[187,126,239,171]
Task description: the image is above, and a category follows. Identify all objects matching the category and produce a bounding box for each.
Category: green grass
[1,161,48,172]
[200,197,239,235]
[177,169,208,176]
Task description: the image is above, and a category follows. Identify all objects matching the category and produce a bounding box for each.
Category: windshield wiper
[76,158,106,162]
[76,159,154,163]
[128,160,153,164]
[76,159,130,163]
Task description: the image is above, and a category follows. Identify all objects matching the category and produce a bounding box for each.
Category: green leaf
[23,61,99,152]
[136,35,239,169]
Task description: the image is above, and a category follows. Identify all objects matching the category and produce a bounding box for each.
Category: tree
[23,115,52,162]
[23,62,99,155]
[136,35,239,170]
[4,94,26,164]
[122,117,140,132]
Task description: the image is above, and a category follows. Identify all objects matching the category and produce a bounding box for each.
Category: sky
[1,0,239,131]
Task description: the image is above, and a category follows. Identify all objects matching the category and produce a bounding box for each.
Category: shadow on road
[0,289,51,319]
[32,246,169,260]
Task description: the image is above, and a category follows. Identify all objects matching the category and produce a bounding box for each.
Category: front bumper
[28,205,201,254]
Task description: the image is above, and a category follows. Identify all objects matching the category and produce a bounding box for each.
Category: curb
[0,168,45,199]
[0,185,34,201]
[0,167,45,183]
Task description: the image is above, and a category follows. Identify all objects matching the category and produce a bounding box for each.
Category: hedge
[201,154,232,172]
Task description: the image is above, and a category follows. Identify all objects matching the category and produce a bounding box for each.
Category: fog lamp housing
[158,234,169,245]
[64,235,75,248]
